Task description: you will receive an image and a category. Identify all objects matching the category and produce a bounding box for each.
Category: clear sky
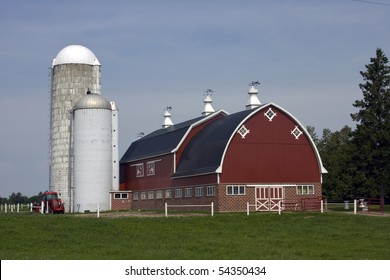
[0,0,389,197]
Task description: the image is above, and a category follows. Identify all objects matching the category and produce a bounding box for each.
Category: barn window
[264,107,277,121]
[175,189,182,198]
[195,187,204,197]
[185,188,193,198]
[140,192,146,200]
[291,126,303,140]
[237,125,250,139]
[147,161,155,176]
[296,185,314,195]
[114,193,128,199]
[148,191,155,200]
[226,185,245,195]
[136,164,144,177]
[156,190,163,199]
[206,186,215,196]
[165,189,172,198]
[133,192,139,200]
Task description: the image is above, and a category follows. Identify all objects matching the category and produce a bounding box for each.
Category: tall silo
[72,92,112,212]
[49,45,101,211]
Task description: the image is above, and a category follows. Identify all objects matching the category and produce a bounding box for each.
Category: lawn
[0,211,389,260]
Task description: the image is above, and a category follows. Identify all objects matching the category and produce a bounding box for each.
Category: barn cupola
[202,89,215,116]
[246,81,261,110]
[162,106,174,128]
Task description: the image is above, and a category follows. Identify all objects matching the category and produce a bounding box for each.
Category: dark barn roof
[173,108,255,177]
[120,116,204,163]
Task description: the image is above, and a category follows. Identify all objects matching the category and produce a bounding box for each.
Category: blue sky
[1,0,389,197]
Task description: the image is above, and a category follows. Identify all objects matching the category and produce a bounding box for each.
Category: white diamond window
[291,126,303,140]
[264,108,277,121]
[237,125,250,139]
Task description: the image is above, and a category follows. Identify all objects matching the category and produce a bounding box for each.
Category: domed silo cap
[73,92,112,110]
[52,45,100,67]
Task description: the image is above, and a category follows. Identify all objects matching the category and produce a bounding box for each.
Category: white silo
[72,92,112,213]
[49,45,101,212]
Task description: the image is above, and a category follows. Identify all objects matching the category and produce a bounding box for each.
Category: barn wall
[217,184,255,212]
[110,192,132,210]
[131,184,217,211]
[120,154,174,191]
[221,106,321,183]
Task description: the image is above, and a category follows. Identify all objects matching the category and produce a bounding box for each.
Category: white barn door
[255,186,284,211]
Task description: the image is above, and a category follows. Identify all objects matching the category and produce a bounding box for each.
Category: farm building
[115,84,327,212]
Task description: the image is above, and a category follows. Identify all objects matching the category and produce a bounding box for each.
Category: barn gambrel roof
[173,103,327,178]
[120,110,227,163]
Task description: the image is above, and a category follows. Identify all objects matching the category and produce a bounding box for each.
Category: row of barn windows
[113,185,314,200]
[133,186,216,201]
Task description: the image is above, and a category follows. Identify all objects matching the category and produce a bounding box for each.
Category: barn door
[256,186,284,211]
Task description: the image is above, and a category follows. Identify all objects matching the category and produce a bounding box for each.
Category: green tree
[318,126,355,201]
[351,48,390,201]
[8,192,29,204]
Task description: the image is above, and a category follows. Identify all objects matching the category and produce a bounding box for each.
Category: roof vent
[162,106,174,128]
[202,89,215,116]
[246,81,261,110]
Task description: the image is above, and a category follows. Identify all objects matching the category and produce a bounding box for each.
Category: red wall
[221,106,321,183]
[121,154,174,191]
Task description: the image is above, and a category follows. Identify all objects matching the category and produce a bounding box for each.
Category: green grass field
[0,211,389,260]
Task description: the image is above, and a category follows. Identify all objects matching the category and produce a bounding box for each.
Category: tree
[8,192,29,204]
[351,48,390,201]
[317,126,355,201]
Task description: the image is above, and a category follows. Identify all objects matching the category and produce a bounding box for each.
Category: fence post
[30,203,33,212]
[5,203,7,214]
[165,203,168,217]
[247,202,249,216]
[321,200,324,213]
[41,201,44,214]
[211,202,214,216]
[354,199,357,215]
[17,203,20,213]
[97,204,100,218]
[278,201,282,215]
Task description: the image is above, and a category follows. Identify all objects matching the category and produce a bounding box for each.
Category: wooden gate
[256,186,284,211]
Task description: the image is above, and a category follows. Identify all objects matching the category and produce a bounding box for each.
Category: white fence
[246,200,326,215]
[164,202,214,217]
[1,203,35,213]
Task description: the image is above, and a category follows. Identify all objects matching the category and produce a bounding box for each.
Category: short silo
[72,92,112,212]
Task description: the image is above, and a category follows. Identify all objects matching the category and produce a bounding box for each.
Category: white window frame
[114,193,128,199]
[296,185,314,195]
[133,192,139,201]
[175,188,182,198]
[226,185,246,195]
[136,164,144,177]
[165,189,172,198]
[140,192,146,200]
[146,161,155,176]
[156,190,163,199]
[185,188,193,198]
[206,186,215,196]
[148,191,154,200]
[195,186,204,197]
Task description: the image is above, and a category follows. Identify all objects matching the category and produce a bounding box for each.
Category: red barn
[116,86,326,212]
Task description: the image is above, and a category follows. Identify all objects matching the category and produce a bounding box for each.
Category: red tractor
[34,191,65,214]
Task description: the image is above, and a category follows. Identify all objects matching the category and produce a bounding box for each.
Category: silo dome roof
[73,93,112,110]
[52,45,101,67]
